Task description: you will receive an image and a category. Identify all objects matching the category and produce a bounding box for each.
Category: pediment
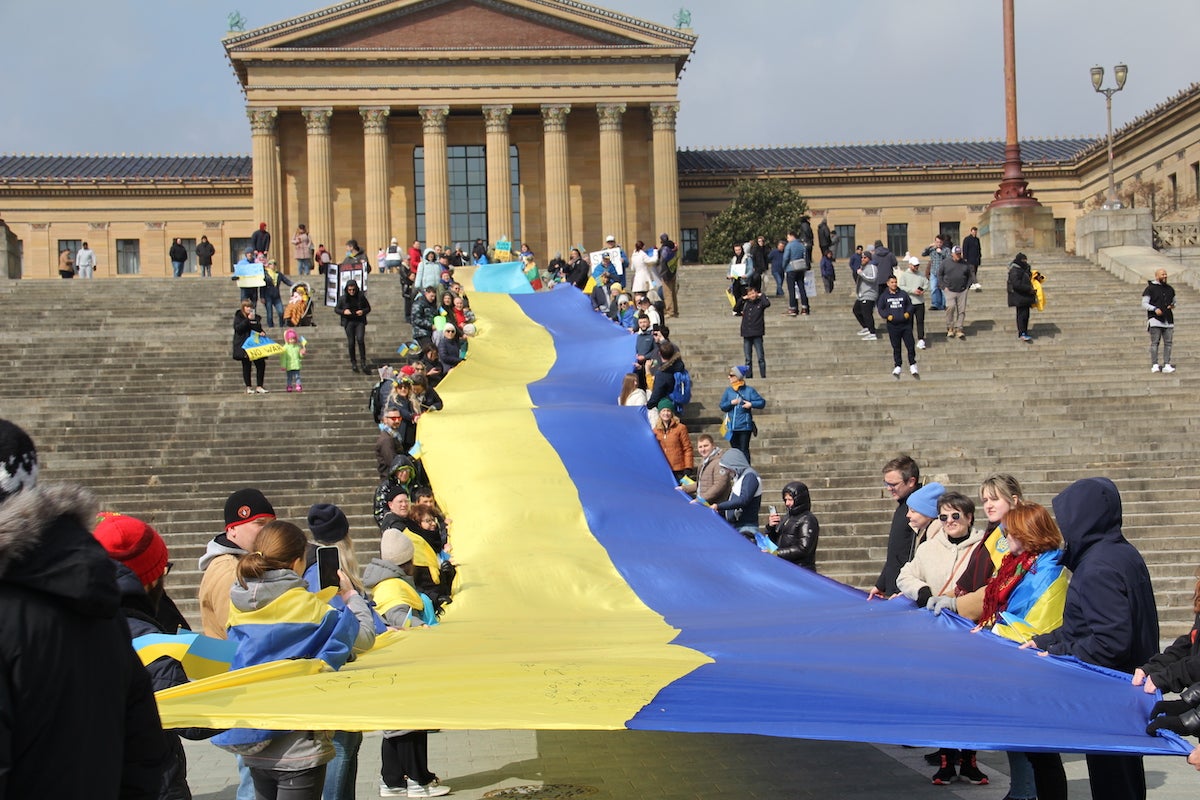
[227,0,694,52]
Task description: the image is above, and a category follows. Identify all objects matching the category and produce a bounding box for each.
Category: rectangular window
[1054,218,1066,250]
[1168,174,1178,210]
[833,225,854,260]
[681,229,699,263]
[1192,162,1199,197]
[177,238,198,274]
[416,144,519,247]
[229,238,252,271]
[938,222,960,247]
[116,239,140,275]
[886,223,908,257]
[57,239,82,263]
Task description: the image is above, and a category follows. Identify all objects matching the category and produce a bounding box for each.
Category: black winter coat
[115,563,213,799]
[766,481,819,570]
[195,240,216,267]
[1007,259,1036,308]
[231,308,264,360]
[0,484,171,799]
[335,281,371,326]
[168,243,187,263]
[1140,612,1200,693]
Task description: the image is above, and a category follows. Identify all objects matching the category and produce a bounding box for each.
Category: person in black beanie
[0,418,172,798]
[303,502,368,800]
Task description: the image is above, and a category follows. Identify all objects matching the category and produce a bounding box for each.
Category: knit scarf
[979,550,1039,627]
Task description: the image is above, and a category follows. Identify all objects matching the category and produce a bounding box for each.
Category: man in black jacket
[1143,268,1176,373]
[868,454,921,599]
[169,238,188,278]
[962,226,982,290]
[0,419,171,799]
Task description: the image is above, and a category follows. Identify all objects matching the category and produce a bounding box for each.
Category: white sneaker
[856,328,871,336]
[407,779,451,797]
[863,334,878,341]
[892,366,902,378]
[1151,364,1161,373]
[970,283,982,292]
[917,339,927,350]
[910,364,920,376]
[1163,364,1176,373]
[254,386,269,394]
[380,784,407,797]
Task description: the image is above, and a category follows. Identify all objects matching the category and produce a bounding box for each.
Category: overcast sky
[2,0,1195,155]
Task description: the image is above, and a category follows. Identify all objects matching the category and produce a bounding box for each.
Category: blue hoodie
[1032,477,1159,672]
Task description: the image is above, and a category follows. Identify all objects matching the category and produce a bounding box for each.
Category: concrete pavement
[183,729,1200,799]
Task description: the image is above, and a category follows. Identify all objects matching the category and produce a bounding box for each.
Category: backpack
[669,369,692,413]
[368,379,393,423]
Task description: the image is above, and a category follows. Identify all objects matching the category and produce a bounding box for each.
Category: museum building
[1,0,1198,278]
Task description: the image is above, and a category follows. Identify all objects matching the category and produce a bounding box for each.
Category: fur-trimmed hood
[0,483,117,617]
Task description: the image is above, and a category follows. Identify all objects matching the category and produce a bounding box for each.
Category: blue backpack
[669,369,692,413]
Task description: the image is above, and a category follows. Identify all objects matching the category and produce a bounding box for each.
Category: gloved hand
[1151,698,1194,718]
[1147,708,1200,737]
[926,595,957,615]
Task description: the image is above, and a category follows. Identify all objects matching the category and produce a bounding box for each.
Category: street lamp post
[1091,63,1128,209]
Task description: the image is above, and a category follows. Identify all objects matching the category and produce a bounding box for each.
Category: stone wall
[1076,208,1153,259]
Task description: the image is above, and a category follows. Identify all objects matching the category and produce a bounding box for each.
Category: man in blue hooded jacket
[1031,477,1159,800]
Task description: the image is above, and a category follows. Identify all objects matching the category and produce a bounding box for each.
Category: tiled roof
[0,155,252,182]
[677,138,1099,174]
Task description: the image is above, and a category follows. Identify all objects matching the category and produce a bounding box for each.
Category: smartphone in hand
[317,545,340,589]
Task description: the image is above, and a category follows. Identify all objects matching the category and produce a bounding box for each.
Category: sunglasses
[938,512,963,522]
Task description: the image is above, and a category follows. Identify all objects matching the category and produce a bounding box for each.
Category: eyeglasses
[883,480,903,488]
[164,561,175,576]
[939,512,964,522]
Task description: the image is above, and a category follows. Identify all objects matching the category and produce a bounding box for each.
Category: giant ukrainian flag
[157,273,1191,757]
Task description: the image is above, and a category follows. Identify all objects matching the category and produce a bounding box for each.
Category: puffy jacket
[654,418,694,472]
[1007,256,1037,308]
[0,484,171,799]
[766,481,819,570]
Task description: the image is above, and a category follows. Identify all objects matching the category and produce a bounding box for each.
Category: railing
[1154,222,1200,250]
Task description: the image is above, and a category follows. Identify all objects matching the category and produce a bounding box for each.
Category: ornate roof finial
[227,10,246,32]
[672,7,691,28]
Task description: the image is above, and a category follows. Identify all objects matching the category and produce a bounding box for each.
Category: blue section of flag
[473,261,533,294]
[511,288,1190,757]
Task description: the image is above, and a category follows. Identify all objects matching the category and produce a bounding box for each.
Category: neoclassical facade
[231,0,693,271]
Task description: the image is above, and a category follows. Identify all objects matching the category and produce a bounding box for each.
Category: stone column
[483,105,513,244]
[541,104,571,256]
[650,102,681,242]
[247,107,280,255]
[361,106,391,256]
[419,105,450,247]
[597,103,627,245]
[302,107,334,256]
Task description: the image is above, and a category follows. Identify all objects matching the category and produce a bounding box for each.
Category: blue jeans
[742,336,765,377]
[1007,751,1037,800]
[237,756,256,800]
[286,370,301,389]
[172,261,185,278]
[297,258,313,276]
[264,295,283,327]
[323,731,363,800]
[770,264,786,296]
[729,429,752,463]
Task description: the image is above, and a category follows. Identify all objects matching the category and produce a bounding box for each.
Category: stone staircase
[1,252,1197,632]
